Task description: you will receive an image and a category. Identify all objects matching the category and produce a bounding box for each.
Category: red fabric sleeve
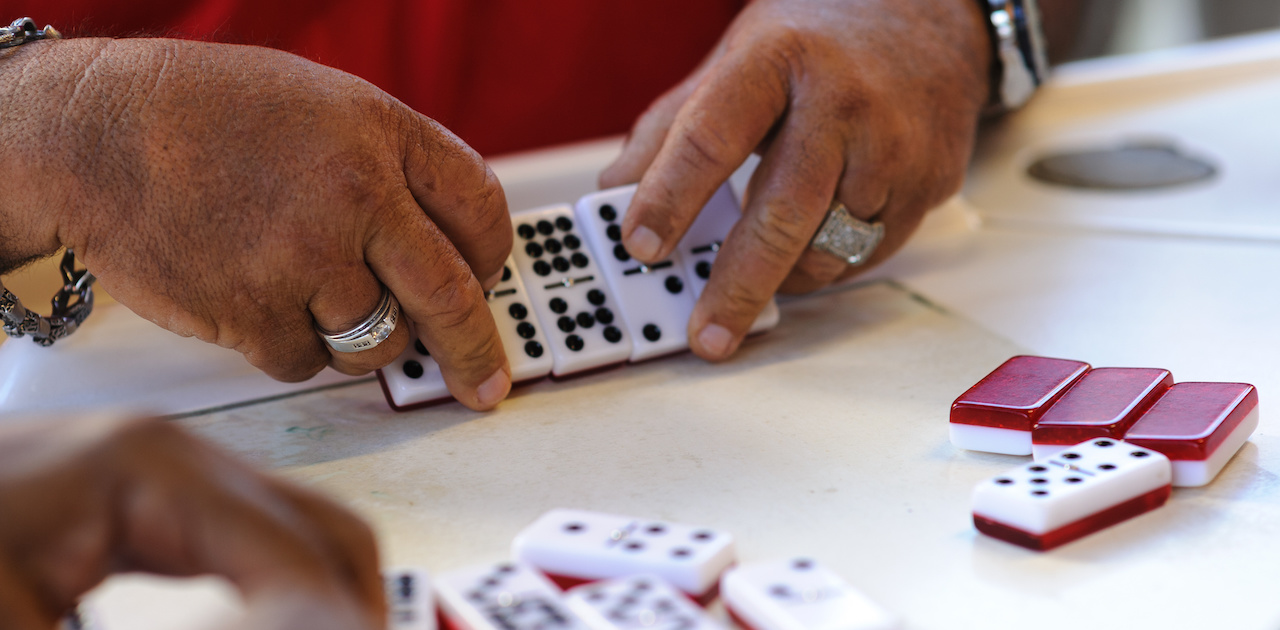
[4,0,746,156]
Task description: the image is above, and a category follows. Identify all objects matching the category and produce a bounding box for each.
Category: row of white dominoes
[378,184,781,411]
[430,509,897,630]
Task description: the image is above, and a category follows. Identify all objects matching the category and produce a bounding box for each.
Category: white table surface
[4,30,1278,630]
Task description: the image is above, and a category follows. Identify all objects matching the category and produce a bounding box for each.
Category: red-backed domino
[511,508,735,602]
[950,355,1091,455]
[1031,367,1173,460]
[565,575,725,630]
[972,438,1172,551]
[511,205,634,377]
[574,186,697,362]
[386,567,436,630]
[673,184,779,336]
[435,562,588,630]
[720,559,898,630]
[1124,382,1260,487]
[378,257,555,410]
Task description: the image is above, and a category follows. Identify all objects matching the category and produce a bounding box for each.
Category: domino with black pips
[510,205,633,377]
[435,562,589,630]
[720,558,898,630]
[1124,381,1260,487]
[565,574,726,630]
[386,567,437,630]
[950,355,1091,455]
[673,184,779,336]
[574,186,697,362]
[377,256,554,411]
[511,508,735,604]
[972,438,1173,551]
[1030,367,1173,460]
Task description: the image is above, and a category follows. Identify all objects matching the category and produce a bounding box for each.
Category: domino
[378,257,555,410]
[59,606,100,630]
[386,567,437,630]
[565,575,725,630]
[511,508,735,602]
[720,559,898,630]
[972,438,1172,551]
[671,185,779,336]
[950,355,1091,455]
[510,205,634,376]
[1031,367,1173,460]
[435,562,589,630]
[574,186,697,361]
[1124,382,1260,487]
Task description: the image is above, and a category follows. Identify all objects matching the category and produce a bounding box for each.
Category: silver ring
[810,200,885,265]
[318,288,400,353]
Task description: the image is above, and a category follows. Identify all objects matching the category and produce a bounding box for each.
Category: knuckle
[746,202,816,265]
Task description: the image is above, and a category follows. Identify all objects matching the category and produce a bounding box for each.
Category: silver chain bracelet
[1,251,97,347]
[0,17,93,347]
[1,17,61,49]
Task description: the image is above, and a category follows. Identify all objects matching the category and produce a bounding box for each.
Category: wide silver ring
[810,200,885,266]
[318,288,400,353]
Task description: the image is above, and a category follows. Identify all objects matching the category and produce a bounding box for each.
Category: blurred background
[1078,0,1280,58]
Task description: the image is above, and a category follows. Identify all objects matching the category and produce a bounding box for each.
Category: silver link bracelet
[0,17,61,49]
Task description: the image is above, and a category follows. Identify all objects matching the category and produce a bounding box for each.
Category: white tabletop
[10,30,1280,630]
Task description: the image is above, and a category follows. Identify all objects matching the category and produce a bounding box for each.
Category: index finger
[620,48,789,263]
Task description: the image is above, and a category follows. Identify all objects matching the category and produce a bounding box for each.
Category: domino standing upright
[950,355,1091,455]
[1030,367,1173,460]
[565,575,726,630]
[971,438,1173,551]
[510,205,633,376]
[511,508,736,603]
[574,187,697,361]
[720,558,898,630]
[1124,382,1260,487]
[377,257,555,410]
[386,567,437,630]
[673,185,779,336]
[435,562,589,630]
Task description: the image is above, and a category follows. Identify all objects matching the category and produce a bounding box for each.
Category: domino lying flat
[436,562,590,630]
[378,185,780,411]
[972,439,1172,551]
[565,574,725,630]
[511,508,736,603]
[950,355,1091,455]
[1124,382,1260,487]
[386,567,437,630]
[1031,367,1173,460]
[720,558,898,630]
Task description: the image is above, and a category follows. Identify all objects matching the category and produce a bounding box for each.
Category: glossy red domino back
[1125,382,1259,461]
[1033,368,1173,446]
[951,356,1091,431]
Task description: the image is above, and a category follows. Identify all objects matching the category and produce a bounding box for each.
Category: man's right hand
[0,38,511,410]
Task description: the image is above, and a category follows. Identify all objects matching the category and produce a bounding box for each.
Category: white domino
[59,606,102,630]
[511,508,735,601]
[510,205,634,376]
[566,575,725,630]
[377,255,554,410]
[720,559,898,630]
[674,185,779,336]
[574,187,697,361]
[435,562,588,630]
[386,567,437,630]
[972,438,1173,551]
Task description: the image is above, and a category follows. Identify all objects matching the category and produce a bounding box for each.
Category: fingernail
[476,368,511,409]
[482,269,504,291]
[627,225,663,261]
[697,324,737,359]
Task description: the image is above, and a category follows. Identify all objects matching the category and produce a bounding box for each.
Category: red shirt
[10,0,746,155]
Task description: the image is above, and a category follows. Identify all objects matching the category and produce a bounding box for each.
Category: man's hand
[0,415,384,629]
[2,38,511,409]
[600,0,991,360]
